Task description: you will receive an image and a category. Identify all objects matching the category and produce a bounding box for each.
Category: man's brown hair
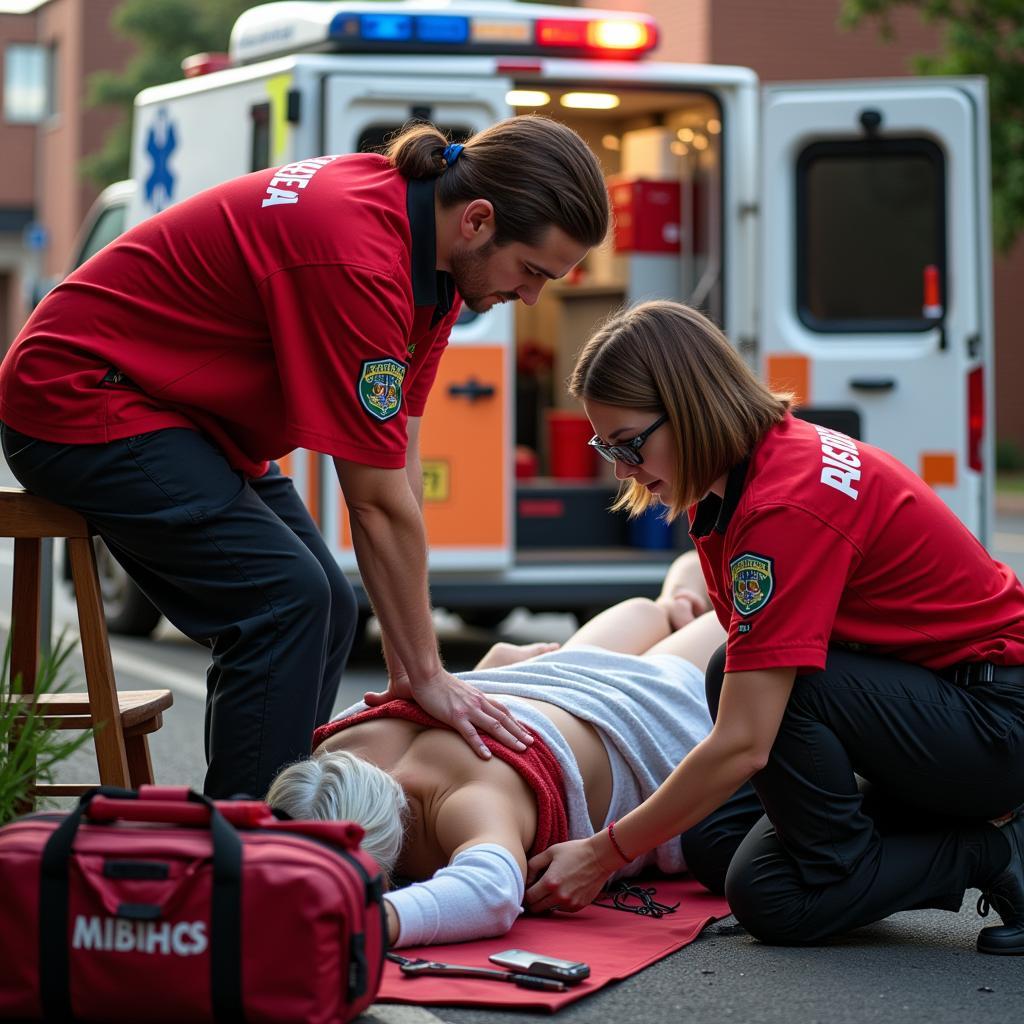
[569,301,791,520]
[387,116,609,248]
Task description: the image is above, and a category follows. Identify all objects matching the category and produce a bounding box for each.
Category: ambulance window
[74,203,127,267]
[796,139,946,332]
[250,102,271,171]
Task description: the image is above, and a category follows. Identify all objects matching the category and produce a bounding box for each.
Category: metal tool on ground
[385,952,568,991]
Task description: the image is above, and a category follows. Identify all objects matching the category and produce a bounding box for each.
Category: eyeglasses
[588,413,667,466]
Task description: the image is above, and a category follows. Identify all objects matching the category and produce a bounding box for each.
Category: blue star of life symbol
[144,108,177,212]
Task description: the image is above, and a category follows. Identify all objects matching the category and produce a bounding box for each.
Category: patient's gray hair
[266,750,408,879]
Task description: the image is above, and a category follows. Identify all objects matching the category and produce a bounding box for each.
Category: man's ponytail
[386,123,450,179]
[386,115,609,248]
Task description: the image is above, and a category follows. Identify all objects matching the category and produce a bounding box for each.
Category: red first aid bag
[0,785,386,1023]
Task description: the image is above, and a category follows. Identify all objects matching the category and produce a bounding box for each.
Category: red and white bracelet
[607,820,632,864]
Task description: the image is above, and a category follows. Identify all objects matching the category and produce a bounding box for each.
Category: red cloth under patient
[378,877,731,1011]
[311,699,569,855]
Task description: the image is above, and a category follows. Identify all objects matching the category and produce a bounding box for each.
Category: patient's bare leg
[562,597,674,655]
[644,610,726,675]
[564,552,712,656]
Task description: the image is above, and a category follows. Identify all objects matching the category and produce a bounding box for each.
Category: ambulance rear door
[321,69,514,571]
[760,79,993,541]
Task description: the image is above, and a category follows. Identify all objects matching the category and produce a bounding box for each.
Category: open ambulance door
[321,75,515,571]
[760,79,993,542]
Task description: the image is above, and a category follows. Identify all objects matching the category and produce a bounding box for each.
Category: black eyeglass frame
[587,413,668,466]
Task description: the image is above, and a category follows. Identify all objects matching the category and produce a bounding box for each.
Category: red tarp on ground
[378,878,730,1012]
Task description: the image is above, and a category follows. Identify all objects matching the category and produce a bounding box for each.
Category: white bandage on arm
[383,843,525,948]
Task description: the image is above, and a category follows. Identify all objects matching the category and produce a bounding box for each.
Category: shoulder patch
[730,552,774,617]
[358,358,407,422]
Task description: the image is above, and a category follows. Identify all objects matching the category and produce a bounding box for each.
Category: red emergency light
[181,52,232,78]
[535,17,656,56]
[922,263,943,318]
[968,366,984,473]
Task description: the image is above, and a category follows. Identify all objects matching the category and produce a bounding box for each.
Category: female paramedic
[525,299,1024,957]
[0,116,609,799]
[268,552,750,948]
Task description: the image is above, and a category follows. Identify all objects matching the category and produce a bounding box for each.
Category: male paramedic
[0,115,610,798]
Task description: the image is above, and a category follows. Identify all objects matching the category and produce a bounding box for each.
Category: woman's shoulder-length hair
[568,300,791,519]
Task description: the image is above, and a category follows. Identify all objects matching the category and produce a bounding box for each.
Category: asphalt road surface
[4,457,1024,1024]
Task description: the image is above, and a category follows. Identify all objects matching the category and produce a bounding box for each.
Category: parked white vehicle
[73,0,995,635]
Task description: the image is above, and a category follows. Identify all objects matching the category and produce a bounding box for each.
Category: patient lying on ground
[268,553,725,948]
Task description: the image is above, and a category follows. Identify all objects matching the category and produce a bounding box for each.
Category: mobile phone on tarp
[488,949,590,984]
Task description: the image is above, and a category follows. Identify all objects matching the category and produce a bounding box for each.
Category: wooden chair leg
[10,538,42,813]
[10,538,41,693]
[67,537,131,788]
[126,734,155,788]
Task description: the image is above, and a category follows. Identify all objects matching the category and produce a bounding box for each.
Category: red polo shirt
[690,414,1024,674]
[0,154,460,477]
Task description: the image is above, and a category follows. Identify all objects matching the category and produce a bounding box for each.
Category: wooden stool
[2,487,172,799]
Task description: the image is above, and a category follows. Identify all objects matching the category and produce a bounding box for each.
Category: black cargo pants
[686,646,1024,943]
[1,423,357,799]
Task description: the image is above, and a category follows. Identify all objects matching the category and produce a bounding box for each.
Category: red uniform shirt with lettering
[690,414,1024,673]
[0,154,459,476]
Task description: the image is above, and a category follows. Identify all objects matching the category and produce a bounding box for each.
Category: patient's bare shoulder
[404,731,536,868]
[317,716,424,770]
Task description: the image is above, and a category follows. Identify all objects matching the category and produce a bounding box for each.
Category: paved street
[3,455,1024,1023]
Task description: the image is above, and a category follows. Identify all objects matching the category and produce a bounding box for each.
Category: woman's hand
[366,667,534,759]
[524,833,622,913]
[474,640,560,670]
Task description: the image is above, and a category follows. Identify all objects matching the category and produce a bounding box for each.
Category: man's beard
[449,239,517,313]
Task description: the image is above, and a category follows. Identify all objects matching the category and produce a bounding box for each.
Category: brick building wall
[0,0,133,344]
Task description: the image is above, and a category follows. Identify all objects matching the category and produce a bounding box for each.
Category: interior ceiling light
[507,89,550,107]
[560,91,620,110]
[677,128,694,142]
[692,134,709,151]
[602,134,621,150]
[707,118,722,134]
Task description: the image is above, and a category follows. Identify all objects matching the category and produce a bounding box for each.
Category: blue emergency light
[359,14,413,41]
[330,13,470,45]
[235,4,657,63]
[416,16,470,45]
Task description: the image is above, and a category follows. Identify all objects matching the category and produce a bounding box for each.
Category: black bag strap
[38,787,246,1024]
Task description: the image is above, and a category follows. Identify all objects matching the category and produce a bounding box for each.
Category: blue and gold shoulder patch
[730,552,774,617]
[358,358,407,422]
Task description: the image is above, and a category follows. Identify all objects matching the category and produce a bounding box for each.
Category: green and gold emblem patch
[358,358,407,422]
[730,552,774,617]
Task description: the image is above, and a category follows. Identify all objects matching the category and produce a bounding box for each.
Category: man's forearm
[347,487,442,681]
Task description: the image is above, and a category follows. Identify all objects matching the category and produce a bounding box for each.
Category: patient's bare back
[319,718,536,881]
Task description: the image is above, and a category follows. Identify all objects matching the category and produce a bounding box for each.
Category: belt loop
[981,663,994,685]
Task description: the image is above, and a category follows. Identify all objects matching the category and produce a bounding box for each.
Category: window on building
[3,43,54,124]
[796,138,946,333]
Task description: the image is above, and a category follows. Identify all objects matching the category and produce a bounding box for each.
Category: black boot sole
[977,925,1024,955]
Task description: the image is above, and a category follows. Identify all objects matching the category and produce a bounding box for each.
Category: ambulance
[79,0,994,635]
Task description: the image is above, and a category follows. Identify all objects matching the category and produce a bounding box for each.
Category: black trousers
[685,645,1024,944]
[1,424,357,799]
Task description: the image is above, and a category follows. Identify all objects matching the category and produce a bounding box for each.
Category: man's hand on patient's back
[365,667,534,759]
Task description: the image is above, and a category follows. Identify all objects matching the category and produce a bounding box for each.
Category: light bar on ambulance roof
[230,1,658,64]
